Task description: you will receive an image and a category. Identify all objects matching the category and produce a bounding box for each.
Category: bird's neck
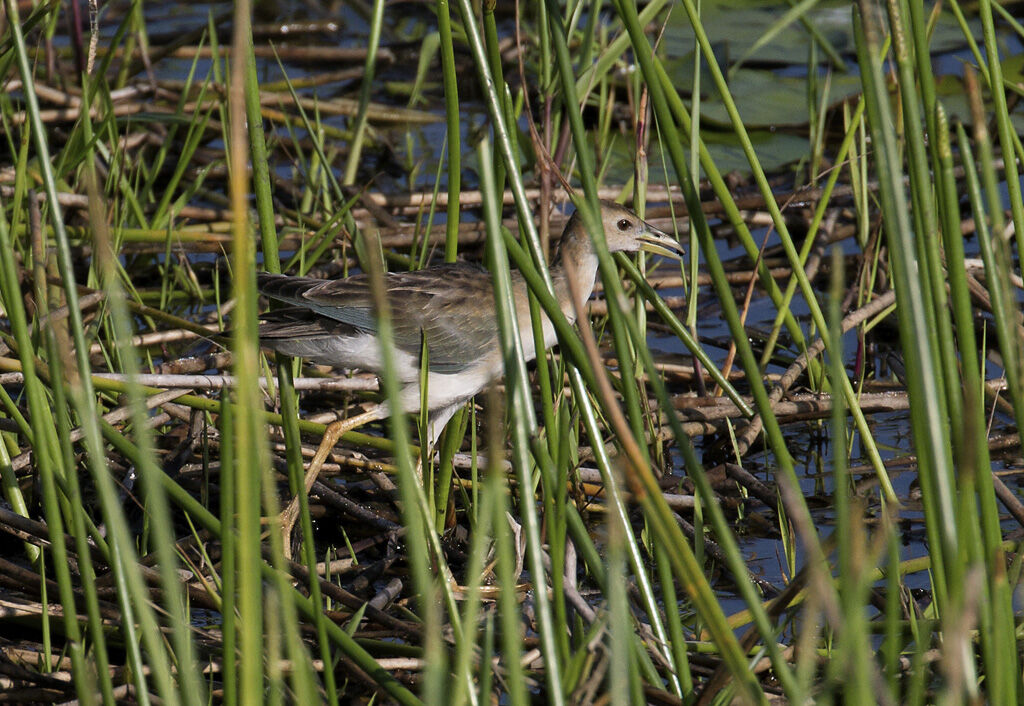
[551,238,600,322]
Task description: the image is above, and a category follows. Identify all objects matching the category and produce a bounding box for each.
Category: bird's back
[257,265,501,376]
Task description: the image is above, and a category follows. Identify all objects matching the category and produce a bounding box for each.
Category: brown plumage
[258,200,683,441]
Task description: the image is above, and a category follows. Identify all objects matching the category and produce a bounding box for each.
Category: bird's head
[559,200,684,262]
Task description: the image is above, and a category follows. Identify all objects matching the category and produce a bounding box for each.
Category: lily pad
[660,0,984,68]
[598,129,811,181]
[690,69,863,128]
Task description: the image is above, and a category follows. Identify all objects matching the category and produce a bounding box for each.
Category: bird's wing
[257,306,358,339]
[259,265,500,374]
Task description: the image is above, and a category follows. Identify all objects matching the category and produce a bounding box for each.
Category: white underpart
[273,248,604,445]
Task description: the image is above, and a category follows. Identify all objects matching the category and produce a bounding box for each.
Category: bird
[257,200,684,540]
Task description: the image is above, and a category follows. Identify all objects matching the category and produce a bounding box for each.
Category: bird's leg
[280,404,384,556]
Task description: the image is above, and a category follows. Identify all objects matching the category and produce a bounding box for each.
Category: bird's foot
[281,406,384,558]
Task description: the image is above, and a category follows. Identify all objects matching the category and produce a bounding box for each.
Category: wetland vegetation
[0,0,1023,703]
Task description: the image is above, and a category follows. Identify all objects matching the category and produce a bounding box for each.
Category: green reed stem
[855,0,959,615]
[343,0,385,185]
[436,0,461,262]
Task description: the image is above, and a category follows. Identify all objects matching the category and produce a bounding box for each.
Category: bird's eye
[617,218,631,231]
